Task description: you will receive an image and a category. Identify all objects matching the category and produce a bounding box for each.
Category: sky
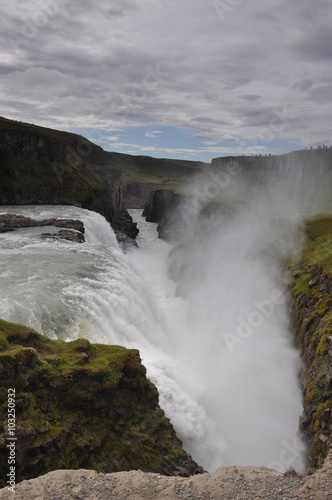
[1,0,332,162]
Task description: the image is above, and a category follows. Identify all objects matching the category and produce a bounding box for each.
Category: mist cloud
[159,157,331,470]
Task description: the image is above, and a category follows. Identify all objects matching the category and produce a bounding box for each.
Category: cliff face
[142,189,191,241]
[142,189,184,223]
[212,150,332,213]
[287,218,332,467]
[122,180,158,209]
[0,319,203,487]
[212,149,332,174]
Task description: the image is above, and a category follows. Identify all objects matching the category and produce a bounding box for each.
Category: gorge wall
[287,218,332,468]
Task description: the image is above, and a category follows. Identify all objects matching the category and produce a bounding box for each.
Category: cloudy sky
[1,0,332,161]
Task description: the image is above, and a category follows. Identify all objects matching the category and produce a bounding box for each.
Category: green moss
[306,382,323,404]
[0,336,9,351]
[288,269,313,298]
[316,334,329,356]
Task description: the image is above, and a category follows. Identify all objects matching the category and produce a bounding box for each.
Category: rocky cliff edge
[0,319,202,488]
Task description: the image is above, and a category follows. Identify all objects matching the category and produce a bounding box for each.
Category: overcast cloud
[1,0,331,160]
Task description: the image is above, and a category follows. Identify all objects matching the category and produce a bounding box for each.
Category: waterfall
[0,204,307,474]
[127,208,307,473]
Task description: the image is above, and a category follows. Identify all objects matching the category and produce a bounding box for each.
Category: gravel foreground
[1,452,331,500]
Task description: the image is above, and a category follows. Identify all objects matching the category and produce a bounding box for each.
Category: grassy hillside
[107,151,206,184]
[0,116,206,210]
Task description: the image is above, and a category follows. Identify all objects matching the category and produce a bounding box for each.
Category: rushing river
[0,205,306,473]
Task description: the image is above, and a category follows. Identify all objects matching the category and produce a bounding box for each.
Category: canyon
[0,116,331,498]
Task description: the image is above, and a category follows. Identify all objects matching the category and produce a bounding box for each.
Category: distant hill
[0,116,206,236]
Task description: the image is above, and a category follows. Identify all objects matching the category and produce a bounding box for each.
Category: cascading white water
[0,203,307,474]
[0,206,164,347]
[127,207,307,474]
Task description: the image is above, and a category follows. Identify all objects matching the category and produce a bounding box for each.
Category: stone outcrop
[0,214,84,233]
[0,319,203,488]
[0,214,85,243]
[41,230,85,243]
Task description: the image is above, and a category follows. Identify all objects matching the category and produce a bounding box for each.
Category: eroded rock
[0,214,85,242]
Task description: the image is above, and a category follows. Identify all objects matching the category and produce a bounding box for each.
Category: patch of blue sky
[71,125,302,163]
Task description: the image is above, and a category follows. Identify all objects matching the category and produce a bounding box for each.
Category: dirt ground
[1,451,331,500]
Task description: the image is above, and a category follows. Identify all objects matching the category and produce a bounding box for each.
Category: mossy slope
[0,319,202,486]
[287,216,332,467]
[0,116,125,228]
